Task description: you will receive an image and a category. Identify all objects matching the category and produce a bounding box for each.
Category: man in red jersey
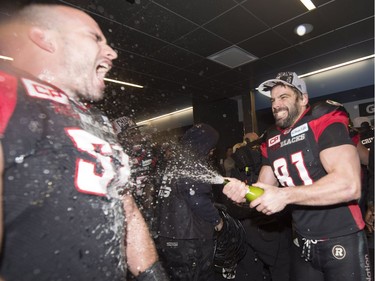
[0,4,167,281]
[222,72,372,281]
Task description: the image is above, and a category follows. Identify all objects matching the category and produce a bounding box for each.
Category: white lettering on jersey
[268,135,281,147]
[273,150,313,186]
[280,133,306,147]
[158,186,172,198]
[362,137,374,145]
[291,123,308,137]
[65,128,130,196]
[22,78,69,104]
[158,174,173,198]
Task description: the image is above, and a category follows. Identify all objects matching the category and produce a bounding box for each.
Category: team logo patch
[291,123,308,137]
[268,135,281,147]
[22,78,69,104]
[332,245,346,260]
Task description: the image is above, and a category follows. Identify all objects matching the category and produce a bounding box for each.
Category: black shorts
[156,237,216,281]
[291,230,372,281]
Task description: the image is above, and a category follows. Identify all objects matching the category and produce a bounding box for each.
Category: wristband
[136,261,169,281]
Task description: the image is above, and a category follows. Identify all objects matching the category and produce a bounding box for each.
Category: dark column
[192,97,244,161]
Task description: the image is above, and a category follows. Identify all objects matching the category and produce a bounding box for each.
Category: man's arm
[356,142,369,166]
[257,165,278,185]
[123,194,158,276]
[0,142,3,251]
[251,144,361,214]
[0,142,4,281]
[224,144,361,215]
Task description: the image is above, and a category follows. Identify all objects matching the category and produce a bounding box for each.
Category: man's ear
[28,27,55,53]
[302,93,309,106]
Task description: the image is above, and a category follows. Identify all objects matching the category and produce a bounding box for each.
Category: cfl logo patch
[332,245,346,260]
[268,135,280,147]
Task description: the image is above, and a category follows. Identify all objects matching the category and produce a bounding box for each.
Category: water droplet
[15,155,24,163]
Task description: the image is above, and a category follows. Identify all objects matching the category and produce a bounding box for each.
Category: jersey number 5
[66,128,116,196]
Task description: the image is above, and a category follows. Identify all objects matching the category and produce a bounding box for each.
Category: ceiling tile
[123,2,198,42]
[295,29,365,59]
[203,6,268,43]
[149,44,203,68]
[240,0,307,27]
[238,30,290,58]
[183,59,229,79]
[261,48,306,69]
[108,23,168,57]
[318,0,374,28]
[82,0,152,24]
[174,28,231,57]
[152,0,238,25]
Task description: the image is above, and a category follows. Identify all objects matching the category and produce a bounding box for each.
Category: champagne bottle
[223,179,264,202]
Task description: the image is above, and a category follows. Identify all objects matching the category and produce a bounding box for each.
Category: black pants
[156,237,216,281]
[291,230,372,281]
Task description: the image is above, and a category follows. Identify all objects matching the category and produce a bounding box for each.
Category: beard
[274,103,302,129]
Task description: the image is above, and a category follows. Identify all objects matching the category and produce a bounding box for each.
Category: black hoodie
[156,123,221,239]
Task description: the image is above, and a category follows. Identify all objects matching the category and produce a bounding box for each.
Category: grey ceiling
[1,0,374,122]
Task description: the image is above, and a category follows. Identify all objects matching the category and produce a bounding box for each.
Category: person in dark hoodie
[155,123,223,281]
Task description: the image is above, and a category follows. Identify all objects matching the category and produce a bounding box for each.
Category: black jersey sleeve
[318,122,354,151]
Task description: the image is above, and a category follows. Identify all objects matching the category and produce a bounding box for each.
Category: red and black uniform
[0,65,130,281]
[261,100,371,281]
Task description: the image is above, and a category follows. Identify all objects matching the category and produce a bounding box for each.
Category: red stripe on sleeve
[351,133,360,145]
[0,71,18,136]
[310,110,349,142]
[348,202,365,230]
[260,141,268,158]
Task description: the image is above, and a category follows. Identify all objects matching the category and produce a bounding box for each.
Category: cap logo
[276,72,294,84]
[258,71,307,97]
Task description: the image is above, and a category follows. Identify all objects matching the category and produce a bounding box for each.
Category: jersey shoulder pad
[308,100,348,120]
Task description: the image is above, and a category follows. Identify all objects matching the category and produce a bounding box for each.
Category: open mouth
[96,62,111,81]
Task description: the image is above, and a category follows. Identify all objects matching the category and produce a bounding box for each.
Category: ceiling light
[136,106,193,125]
[256,54,375,95]
[298,54,375,78]
[0,55,13,61]
[295,24,313,36]
[104,77,143,88]
[300,0,316,10]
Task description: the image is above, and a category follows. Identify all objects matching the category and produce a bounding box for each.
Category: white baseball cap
[258,72,307,97]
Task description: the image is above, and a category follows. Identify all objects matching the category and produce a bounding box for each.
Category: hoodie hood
[181,123,219,156]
